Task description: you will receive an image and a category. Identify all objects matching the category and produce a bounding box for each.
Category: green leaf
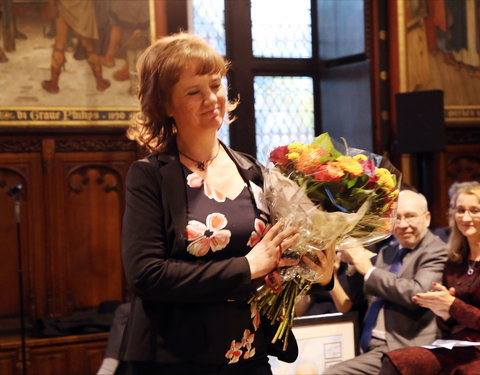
[312,133,342,158]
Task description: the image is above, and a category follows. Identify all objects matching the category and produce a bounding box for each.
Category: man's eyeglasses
[396,212,425,225]
[455,207,480,218]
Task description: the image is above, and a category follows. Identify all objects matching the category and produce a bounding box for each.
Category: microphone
[7,184,23,223]
[7,184,23,197]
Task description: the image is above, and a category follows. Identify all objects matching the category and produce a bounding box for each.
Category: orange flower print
[241,329,255,349]
[250,302,260,331]
[186,213,231,256]
[225,340,243,364]
[186,173,203,188]
[247,214,270,247]
[204,181,226,202]
[243,347,256,360]
[186,172,226,202]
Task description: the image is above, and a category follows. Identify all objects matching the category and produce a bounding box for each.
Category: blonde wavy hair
[447,182,480,262]
[127,32,237,152]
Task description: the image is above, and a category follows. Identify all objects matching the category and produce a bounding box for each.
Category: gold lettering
[28,111,62,121]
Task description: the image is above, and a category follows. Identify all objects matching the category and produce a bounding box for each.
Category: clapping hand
[412,282,456,321]
[340,241,376,276]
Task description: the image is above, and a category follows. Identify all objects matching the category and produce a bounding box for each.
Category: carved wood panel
[0,154,46,322]
[50,152,133,315]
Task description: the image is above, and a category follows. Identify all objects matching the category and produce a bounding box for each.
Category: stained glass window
[191,0,226,56]
[191,0,229,145]
[254,76,314,165]
[251,0,312,58]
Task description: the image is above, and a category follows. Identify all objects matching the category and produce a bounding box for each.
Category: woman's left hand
[301,240,336,286]
[412,282,456,320]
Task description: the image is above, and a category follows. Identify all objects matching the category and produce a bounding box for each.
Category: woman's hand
[245,220,299,280]
[301,240,336,286]
[412,282,456,321]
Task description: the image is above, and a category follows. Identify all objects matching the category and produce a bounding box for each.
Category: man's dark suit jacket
[352,231,447,351]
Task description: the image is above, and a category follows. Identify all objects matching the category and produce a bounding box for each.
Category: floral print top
[182,166,270,365]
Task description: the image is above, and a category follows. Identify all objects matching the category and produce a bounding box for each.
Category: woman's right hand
[245,220,299,280]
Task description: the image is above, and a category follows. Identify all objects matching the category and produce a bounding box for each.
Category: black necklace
[178,141,221,171]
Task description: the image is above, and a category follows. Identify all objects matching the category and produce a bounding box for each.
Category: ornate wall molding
[55,139,136,152]
[447,127,480,145]
[0,140,42,153]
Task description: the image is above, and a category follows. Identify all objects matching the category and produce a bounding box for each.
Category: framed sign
[0,0,161,126]
[397,0,480,124]
[269,312,358,375]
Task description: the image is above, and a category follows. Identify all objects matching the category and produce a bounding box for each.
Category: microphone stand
[8,184,27,375]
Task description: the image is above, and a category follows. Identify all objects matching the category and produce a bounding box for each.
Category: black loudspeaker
[395,90,445,153]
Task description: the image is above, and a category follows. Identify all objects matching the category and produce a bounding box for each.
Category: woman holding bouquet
[380,183,480,374]
[121,32,334,375]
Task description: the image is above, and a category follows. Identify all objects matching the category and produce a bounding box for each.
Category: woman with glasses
[379,182,480,375]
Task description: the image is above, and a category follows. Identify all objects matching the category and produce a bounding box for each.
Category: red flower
[360,158,378,183]
[269,146,289,166]
[314,163,344,182]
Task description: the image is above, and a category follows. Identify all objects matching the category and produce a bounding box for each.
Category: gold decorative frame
[397,0,480,124]
[0,0,158,127]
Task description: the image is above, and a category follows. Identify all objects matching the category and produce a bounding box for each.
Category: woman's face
[167,64,226,134]
[454,192,480,239]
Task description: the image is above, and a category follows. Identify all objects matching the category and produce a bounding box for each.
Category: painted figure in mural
[100,0,151,95]
[405,0,480,105]
[0,46,7,63]
[41,0,110,94]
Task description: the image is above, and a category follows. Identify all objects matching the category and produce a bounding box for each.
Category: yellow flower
[287,142,305,154]
[376,168,395,190]
[337,156,363,176]
[287,152,300,160]
[353,154,367,161]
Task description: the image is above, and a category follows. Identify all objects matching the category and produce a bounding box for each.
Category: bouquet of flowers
[251,132,401,349]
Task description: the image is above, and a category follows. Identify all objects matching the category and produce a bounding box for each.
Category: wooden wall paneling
[444,145,480,184]
[83,340,108,375]
[29,346,69,375]
[51,149,133,315]
[0,153,47,322]
[0,348,18,375]
[27,333,108,375]
[41,138,61,317]
[430,151,448,229]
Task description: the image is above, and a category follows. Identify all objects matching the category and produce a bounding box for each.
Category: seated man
[322,189,447,375]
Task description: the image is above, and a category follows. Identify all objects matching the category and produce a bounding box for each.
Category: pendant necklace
[467,260,476,276]
[179,141,221,171]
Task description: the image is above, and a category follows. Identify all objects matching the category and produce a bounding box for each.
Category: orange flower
[295,146,329,175]
[314,162,344,182]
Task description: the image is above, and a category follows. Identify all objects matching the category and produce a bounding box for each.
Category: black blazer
[121,142,297,363]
